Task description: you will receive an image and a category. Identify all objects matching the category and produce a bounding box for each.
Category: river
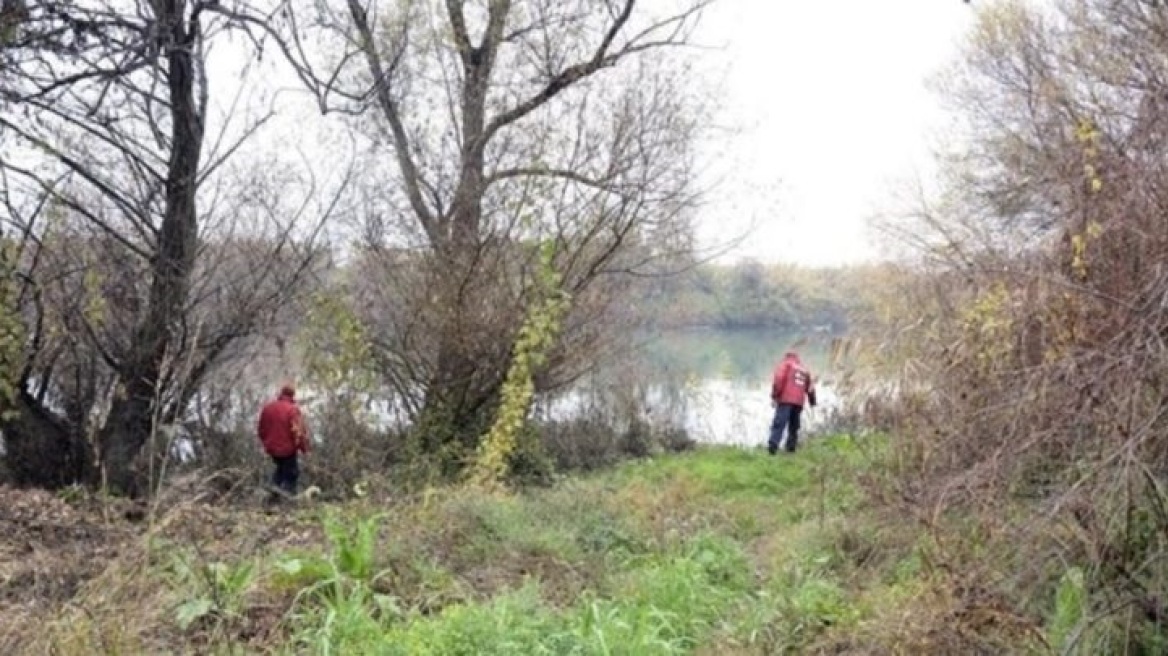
[540,328,844,447]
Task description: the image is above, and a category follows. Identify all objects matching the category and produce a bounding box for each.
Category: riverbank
[0,435,1037,654]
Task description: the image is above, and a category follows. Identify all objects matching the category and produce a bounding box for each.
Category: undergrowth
[4,434,1020,654]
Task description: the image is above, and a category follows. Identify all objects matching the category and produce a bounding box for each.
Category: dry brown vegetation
[864,0,1168,651]
[0,479,324,654]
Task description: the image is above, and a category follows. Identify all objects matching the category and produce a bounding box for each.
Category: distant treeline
[634,260,890,332]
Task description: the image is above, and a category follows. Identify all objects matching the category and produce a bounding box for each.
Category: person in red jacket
[768,351,817,454]
[257,382,310,497]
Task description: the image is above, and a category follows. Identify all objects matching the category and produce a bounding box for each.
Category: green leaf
[1050,566,1086,652]
[175,597,214,631]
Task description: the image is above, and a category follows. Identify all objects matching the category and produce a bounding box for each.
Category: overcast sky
[690,0,976,266]
[203,0,978,269]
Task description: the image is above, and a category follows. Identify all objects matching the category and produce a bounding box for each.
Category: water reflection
[544,328,843,446]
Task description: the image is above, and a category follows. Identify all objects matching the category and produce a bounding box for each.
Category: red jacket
[771,353,817,407]
[257,392,309,457]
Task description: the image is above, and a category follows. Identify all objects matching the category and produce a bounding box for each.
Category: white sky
[690,0,976,266]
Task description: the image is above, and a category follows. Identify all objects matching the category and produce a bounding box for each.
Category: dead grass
[0,487,137,652]
[0,478,332,654]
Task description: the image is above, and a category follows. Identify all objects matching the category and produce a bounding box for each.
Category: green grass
[32,434,935,655]
[266,434,903,654]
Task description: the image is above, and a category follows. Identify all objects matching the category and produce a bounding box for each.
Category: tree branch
[345,0,441,245]
[485,166,623,194]
[483,0,709,143]
[0,117,153,232]
[483,0,634,140]
[0,162,154,261]
[445,0,472,65]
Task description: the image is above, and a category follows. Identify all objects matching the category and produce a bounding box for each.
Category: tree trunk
[420,336,505,452]
[97,377,158,495]
[1,388,92,488]
[417,249,508,457]
[96,6,202,496]
[415,47,500,457]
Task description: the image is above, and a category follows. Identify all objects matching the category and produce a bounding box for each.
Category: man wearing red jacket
[768,351,817,454]
[257,382,310,497]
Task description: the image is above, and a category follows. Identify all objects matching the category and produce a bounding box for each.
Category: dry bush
[297,401,406,495]
[870,0,1168,650]
[501,358,698,481]
[530,416,695,477]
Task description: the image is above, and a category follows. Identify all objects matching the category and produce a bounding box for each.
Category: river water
[542,328,844,447]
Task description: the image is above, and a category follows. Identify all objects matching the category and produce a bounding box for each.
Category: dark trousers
[768,403,803,453]
[271,454,299,495]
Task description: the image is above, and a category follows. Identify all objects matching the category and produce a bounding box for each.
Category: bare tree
[219,0,713,460]
[0,1,340,494]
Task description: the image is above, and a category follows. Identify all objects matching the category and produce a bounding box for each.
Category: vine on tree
[469,242,571,490]
[0,237,24,420]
